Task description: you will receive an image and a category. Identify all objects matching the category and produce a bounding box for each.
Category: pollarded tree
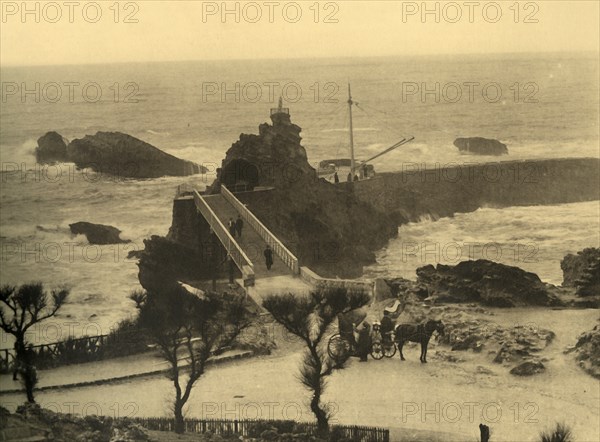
[131,285,252,434]
[0,283,69,403]
[262,288,371,437]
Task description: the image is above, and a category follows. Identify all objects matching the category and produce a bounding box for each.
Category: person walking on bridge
[264,244,274,270]
[235,215,244,238]
[228,218,236,238]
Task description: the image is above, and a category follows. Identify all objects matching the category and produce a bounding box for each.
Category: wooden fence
[0,328,149,373]
[131,417,389,441]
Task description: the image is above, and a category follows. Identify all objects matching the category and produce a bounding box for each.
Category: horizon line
[1,49,598,69]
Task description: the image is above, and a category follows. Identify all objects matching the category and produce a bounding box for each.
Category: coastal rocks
[384,277,429,299]
[69,222,130,245]
[561,248,600,296]
[9,403,150,441]
[492,325,555,364]
[453,137,508,155]
[427,307,554,374]
[134,235,228,293]
[569,324,600,379]
[35,131,69,163]
[205,108,397,278]
[510,360,546,376]
[416,259,562,307]
[66,131,205,178]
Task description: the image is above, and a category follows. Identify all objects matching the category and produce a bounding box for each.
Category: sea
[1,53,599,345]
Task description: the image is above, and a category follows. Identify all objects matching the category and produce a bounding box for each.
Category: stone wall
[300,267,375,296]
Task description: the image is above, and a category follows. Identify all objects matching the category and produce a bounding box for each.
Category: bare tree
[0,283,69,403]
[132,285,252,434]
[262,288,370,437]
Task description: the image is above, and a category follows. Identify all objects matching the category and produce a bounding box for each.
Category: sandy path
[2,309,598,442]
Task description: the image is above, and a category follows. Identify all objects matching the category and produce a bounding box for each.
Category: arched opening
[221,159,259,192]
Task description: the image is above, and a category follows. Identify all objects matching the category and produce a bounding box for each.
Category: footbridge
[189,185,375,302]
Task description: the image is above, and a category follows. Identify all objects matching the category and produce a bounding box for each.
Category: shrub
[539,422,573,442]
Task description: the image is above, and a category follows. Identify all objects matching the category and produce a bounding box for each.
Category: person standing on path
[264,245,274,270]
[356,322,372,362]
[235,215,244,238]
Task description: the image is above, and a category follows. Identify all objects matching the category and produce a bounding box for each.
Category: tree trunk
[310,387,329,437]
[479,423,490,442]
[174,401,185,434]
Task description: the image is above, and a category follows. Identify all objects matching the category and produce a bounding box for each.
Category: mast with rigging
[347,83,356,178]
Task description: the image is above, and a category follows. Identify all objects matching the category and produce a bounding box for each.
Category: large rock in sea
[200,107,397,278]
[35,131,69,164]
[69,222,130,245]
[561,248,600,296]
[67,131,205,178]
[416,259,561,307]
[454,137,508,155]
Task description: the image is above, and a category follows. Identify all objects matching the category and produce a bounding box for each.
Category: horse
[394,319,445,363]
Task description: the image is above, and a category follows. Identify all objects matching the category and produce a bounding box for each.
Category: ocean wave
[146,129,171,136]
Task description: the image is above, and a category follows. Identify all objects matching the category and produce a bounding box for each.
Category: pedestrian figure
[347,172,352,182]
[228,218,236,238]
[353,174,359,182]
[356,322,372,362]
[235,215,244,238]
[380,310,395,345]
[264,245,274,270]
[333,172,339,183]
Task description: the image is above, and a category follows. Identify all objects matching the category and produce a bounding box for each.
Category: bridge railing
[221,185,300,275]
[193,190,255,286]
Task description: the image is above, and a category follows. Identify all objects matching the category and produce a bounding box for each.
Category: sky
[0,1,599,66]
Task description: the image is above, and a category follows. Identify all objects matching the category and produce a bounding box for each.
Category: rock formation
[135,235,230,293]
[35,131,69,163]
[2,403,151,441]
[454,137,508,155]
[67,131,205,178]
[204,107,397,277]
[69,221,130,245]
[35,131,206,178]
[561,248,600,296]
[509,360,546,376]
[569,323,600,379]
[415,259,562,307]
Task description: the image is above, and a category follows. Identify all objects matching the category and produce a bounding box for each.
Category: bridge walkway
[202,194,293,280]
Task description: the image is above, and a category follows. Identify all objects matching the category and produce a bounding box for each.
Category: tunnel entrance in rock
[221,159,259,192]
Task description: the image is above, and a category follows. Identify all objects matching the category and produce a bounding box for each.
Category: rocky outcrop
[416,260,562,307]
[69,222,130,245]
[510,361,546,376]
[3,403,150,441]
[65,131,205,178]
[35,131,69,163]
[568,323,600,379]
[561,248,600,296]
[135,235,230,293]
[396,301,555,372]
[206,108,397,278]
[454,137,508,155]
